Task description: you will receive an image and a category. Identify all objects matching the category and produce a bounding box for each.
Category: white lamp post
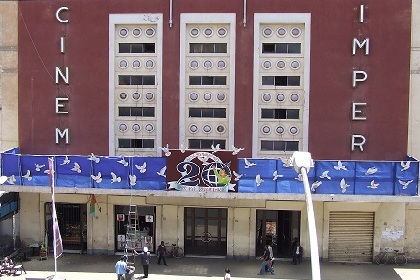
[290,151,321,280]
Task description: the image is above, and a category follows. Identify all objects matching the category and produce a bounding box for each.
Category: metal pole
[300,166,321,280]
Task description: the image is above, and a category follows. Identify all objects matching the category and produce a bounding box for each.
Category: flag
[89,194,96,217]
[48,157,64,260]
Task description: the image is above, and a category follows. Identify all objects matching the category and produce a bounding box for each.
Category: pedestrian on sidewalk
[258,244,275,275]
[224,268,231,280]
[115,255,127,280]
[157,241,167,266]
[140,247,151,278]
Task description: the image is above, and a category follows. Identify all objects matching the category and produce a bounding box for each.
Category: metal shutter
[328,211,374,263]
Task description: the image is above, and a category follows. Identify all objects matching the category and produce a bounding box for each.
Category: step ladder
[125,204,139,266]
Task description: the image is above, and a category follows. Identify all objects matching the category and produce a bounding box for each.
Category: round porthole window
[132,123,141,132]
[119,92,128,101]
[119,60,128,69]
[291,27,301,37]
[203,60,213,69]
[132,60,141,68]
[203,125,212,133]
[119,123,128,132]
[204,28,213,37]
[119,28,128,37]
[189,124,198,133]
[291,60,301,69]
[132,28,142,37]
[262,125,271,134]
[277,27,287,37]
[190,28,200,37]
[132,92,141,101]
[290,93,300,102]
[289,126,299,135]
[190,60,199,69]
[262,60,272,70]
[145,60,155,68]
[217,92,226,102]
[276,126,285,134]
[276,60,286,69]
[203,92,212,101]
[262,93,271,102]
[145,28,155,37]
[145,92,154,101]
[217,27,227,37]
[189,92,199,101]
[216,125,226,133]
[277,93,285,102]
[217,60,226,69]
[145,123,154,132]
[263,27,273,37]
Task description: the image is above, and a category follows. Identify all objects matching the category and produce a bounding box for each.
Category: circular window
[216,125,226,133]
[190,60,199,69]
[145,60,155,68]
[132,60,141,68]
[261,125,271,134]
[145,92,154,101]
[190,28,200,37]
[132,123,141,132]
[204,28,213,37]
[189,92,199,101]
[145,123,154,132]
[277,27,287,37]
[145,28,155,37]
[277,93,285,102]
[262,27,273,37]
[289,126,299,135]
[119,92,128,100]
[203,124,212,133]
[217,27,227,37]
[119,60,128,69]
[276,126,285,135]
[262,60,272,70]
[189,124,198,133]
[132,28,142,37]
[291,27,301,37]
[217,92,226,102]
[203,60,213,69]
[290,93,300,102]
[132,92,141,101]
[119,123,128,132]
[262,93,271,102]
[217,60,227,69]
[203,92,212,101]
[119,28,128,37]
[291,60,301,69]
[276,60,286,69]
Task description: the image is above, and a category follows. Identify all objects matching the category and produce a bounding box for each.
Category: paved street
[4,254,420,280]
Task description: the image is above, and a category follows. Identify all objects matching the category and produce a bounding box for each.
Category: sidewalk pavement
[4,254,420,280]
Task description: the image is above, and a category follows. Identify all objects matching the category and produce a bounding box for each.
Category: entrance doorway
[184,207,227,256]
[45,203,87,253]
[256,210,300,258]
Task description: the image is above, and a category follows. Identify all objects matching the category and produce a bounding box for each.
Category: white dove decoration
[111,172,121,183]
[8,175,16,184]
[311,181,322,192]
[280,157,291,167]
[231,145,244,155]
[340,178,349,193]
[91,172,102,183]
[88,153,100,163]
[365,167,378,176]
[272,170,283,181]
[160,144,171,156]
[400,161,410,172]
[44,169,51,175]
[60,156,70,165]
[71,162,82,173]
[117,158,129,167]
[211,143,221,153]
[197,154,210,165]
[367,180,379,189]
[398,179,413,190]
[320,170,331,180]
[244,158,256,168]
[334,161,347,171]
[294,174,303,181]
[157,166,167,177]
[135,162,147,173]
[256,174,264,186]
[35,164,45,172]
[129,175,137,186]
[233,170,243,181]
[22,170,32,181]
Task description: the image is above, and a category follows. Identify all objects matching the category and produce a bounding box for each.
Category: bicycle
[373,248,407,266]
[167,243,184,258]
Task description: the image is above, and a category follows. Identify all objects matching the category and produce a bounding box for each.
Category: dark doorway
[184,207,227,256]
[256,210,300,258]
[45,203,87,253]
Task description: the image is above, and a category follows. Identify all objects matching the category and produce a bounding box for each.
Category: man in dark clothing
[157,241,168,265]
[140,247,151,278]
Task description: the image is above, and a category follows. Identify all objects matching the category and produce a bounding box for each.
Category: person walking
[258,244,275,275]
[224,268,231,280]
[157,241,168,265]
[115,256,127,280]
[140,247,151,278]
[292,241,302,265]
